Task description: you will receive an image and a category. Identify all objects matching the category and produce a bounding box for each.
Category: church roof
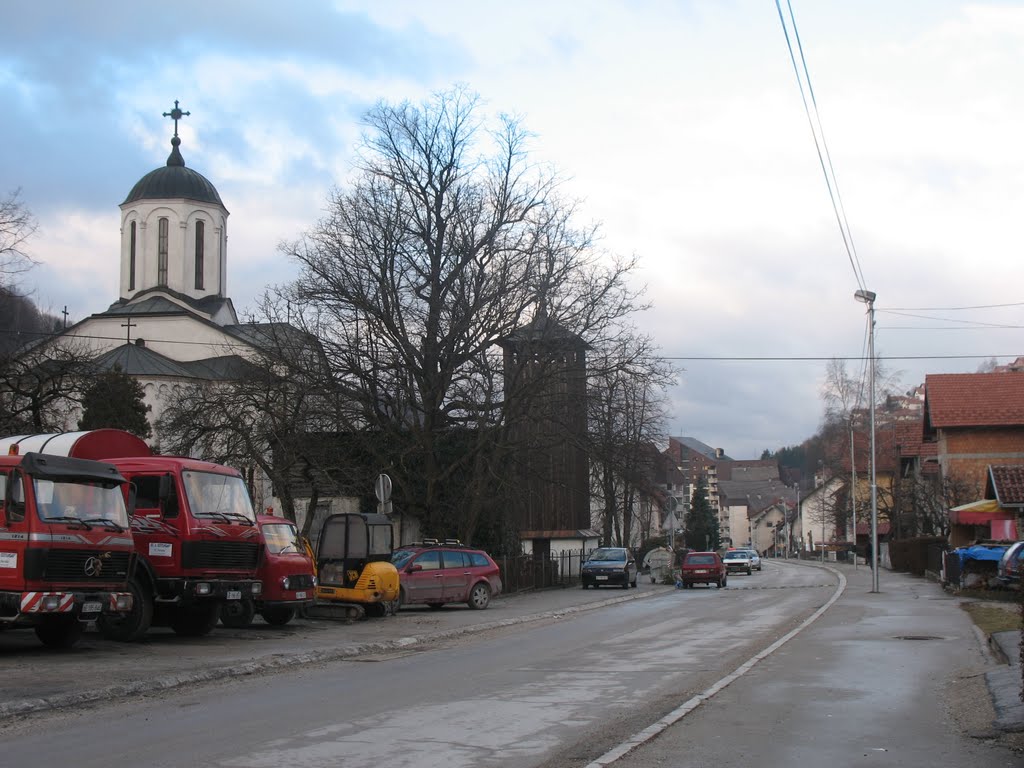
[122,135,225,208]
[92,342,259,380]
[102,291,236,320]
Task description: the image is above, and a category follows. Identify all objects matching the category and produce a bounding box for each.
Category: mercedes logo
[84,556,103,577]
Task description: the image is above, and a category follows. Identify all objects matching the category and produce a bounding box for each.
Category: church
[55,102,290,428]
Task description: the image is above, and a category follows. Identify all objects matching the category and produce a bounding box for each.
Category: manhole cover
[894,635,944,641]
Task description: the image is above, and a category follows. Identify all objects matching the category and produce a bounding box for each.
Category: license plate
[81,601,102,614]
[596,575,608,580]
[295,591,307,599]
[695,569,708,574]
[226,590,242,600]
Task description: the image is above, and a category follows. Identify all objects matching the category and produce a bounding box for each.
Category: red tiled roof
[856,521,891,536]
[925,373,1024,428]
[989,465,1024,506]
[893,420,938,458]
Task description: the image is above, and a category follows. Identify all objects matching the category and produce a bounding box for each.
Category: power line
[775,0,866,292]
[885,301,1024,311]
[879,310,1023,328]
[658,354,1020,362]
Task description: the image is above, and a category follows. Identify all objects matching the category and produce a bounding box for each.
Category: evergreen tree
[684,476,720,551]
[78,365,152,439]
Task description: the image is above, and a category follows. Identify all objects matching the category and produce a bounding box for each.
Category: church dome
[122,135,224,207]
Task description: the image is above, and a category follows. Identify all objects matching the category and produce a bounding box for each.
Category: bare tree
[0,339,93,433]
[588,332,676,547]
[280,87,643,544]
[0,190,39,284]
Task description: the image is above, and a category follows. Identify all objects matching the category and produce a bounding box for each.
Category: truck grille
[33,549,132,582]
[288,574,315,590]
[181,541,260,571]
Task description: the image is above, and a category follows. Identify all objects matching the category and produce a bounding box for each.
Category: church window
[194,220,205,289]
[129,221,137,290]
[157,217,169,286]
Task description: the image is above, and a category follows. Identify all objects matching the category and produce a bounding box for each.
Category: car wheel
[170,603,220,637]
[582,583,589,589]
[630,576,638,588]
[746,567,752,575]
[467,582,491,610]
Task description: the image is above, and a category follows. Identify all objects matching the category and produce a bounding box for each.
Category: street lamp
[854,288,879,593]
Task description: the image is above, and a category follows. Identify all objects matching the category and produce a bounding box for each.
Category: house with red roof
[923,372,1024,544]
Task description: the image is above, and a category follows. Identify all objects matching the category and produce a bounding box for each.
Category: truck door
[129,474,181,576]
[0,471,27,592]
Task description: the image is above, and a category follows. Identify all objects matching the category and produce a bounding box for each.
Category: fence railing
[495,550,591,594]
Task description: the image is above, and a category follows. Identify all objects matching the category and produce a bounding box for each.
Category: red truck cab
[0,450,135,648]
[0,431,263,641]
[221,514,315,627]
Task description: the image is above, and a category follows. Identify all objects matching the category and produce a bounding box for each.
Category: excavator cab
[310,513,399,620]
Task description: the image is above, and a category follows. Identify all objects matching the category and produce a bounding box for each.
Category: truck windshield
[262,522,302,555]
[182,471,256,523]
[33,478,130,528]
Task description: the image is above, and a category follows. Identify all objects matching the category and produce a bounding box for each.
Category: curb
[0,588,656,720]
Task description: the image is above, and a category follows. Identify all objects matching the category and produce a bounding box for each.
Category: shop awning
[948,498,1013,525]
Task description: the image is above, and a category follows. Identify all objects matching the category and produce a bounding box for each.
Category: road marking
[584,566,847,767]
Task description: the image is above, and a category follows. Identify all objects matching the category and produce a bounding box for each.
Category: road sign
[374,473,392,503]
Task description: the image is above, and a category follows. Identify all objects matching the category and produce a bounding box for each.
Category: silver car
[739,549,762,571]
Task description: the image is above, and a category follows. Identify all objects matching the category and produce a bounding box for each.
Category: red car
[391,540,503,610]
[221,515,316,627]
[679,551,727,589]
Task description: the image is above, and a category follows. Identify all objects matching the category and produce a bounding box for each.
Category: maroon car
[679,551,727,589]
[392,541,503,610]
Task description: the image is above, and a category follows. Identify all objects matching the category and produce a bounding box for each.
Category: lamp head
[854,289,877,304]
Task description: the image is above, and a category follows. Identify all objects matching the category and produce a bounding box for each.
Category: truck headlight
[280,576,291,590]
[115,593,134,611]
[195,582,212,596]
[42,595,62,611]
[251,582,262,595]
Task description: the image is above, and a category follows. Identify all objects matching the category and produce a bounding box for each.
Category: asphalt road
[0,560,832,767]
[0,561,1019,767]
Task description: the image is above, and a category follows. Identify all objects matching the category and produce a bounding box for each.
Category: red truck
[0,449,135,648]
[220,514,315,628]
[0,430,263,641]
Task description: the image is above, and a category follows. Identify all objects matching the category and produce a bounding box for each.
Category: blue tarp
[954,545,1008,567]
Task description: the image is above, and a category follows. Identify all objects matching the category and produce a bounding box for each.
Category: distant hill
[0,287,63,356]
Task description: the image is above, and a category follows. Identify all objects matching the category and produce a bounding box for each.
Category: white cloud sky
[3,0,1023,458]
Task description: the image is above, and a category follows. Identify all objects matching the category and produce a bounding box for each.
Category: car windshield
[392,549,418,568]
[724,552,747,559]
[588,549,626,562]
[686,554,716,565]
[33,478,130,528]
[182,471,256,523]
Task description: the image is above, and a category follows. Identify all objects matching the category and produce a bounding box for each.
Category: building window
[129,221,137,291]
[194,220,204,290]
[157,217,169,286]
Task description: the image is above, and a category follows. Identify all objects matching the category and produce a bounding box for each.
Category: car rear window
[686,554,716,565]
[469,552,491,567]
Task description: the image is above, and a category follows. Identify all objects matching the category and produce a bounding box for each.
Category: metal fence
[495,550,590,594]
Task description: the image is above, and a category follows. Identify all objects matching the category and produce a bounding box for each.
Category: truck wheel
[170,603,220,637]
[220,599,255,628]
[97,576,153,642]
[259,606,296,626]
[34,616,83,649]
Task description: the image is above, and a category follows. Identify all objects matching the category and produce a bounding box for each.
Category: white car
[740,549,762,571]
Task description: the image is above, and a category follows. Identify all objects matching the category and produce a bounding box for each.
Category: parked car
[581,547,638,589]
[679,551,727,589]
[722,549,753,575]
[996,541,1024,586]
[740,549,762,571]
[392,540,502,610]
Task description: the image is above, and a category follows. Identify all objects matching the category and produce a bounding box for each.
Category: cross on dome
[162,100,190,138]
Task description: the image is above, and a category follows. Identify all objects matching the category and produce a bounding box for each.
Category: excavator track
[303,601,366,622]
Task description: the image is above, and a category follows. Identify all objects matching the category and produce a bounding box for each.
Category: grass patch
[963,601,1023,636]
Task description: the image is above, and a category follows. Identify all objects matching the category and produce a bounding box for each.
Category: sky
[3,0,1023,459]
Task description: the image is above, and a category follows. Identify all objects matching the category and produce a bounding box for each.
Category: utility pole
[855,289,880,593]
